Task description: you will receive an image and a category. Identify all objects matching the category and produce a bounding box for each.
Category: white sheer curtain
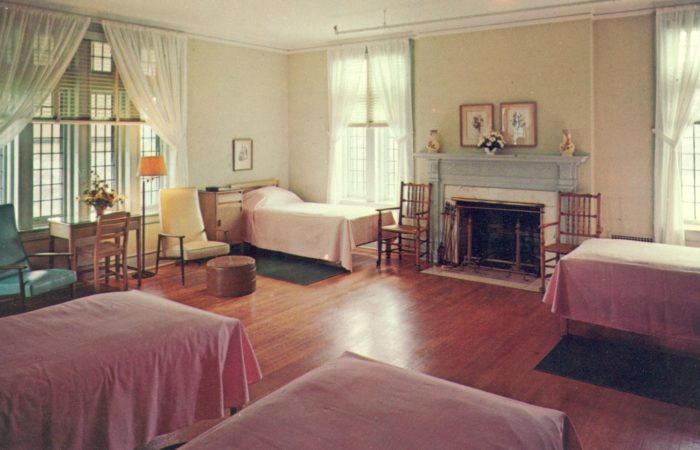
[103,21,189,186]
[326,44,366,203]
[654,5,700,244]
[0,4,88,147]
[367,39,414,187]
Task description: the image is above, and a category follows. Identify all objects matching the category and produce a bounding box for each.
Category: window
[0,23,167,230]
[681,121,700,222]
[343,52,398,204]
[90,41,111,72]
[328,40,412,205]
[140,124,163,208]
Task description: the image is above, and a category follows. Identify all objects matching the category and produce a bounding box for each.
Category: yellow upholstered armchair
[155,187,230,285]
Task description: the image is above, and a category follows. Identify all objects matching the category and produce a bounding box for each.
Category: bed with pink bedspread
[543,238,700,341]
[0,291,262,449]
[243,186,395,271]
[182,352,582,450]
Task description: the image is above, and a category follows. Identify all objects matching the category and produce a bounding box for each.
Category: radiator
[610,234,654,243]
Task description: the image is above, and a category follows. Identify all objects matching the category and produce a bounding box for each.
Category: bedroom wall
[288,15,656,238]
[288,50,329,202]
[187,38,289,189]
[592,15,654,239]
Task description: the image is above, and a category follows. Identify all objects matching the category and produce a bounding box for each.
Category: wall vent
[610,234,654,243]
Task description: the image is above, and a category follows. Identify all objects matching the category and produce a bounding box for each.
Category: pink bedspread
[182,352,581,450]
[543,238,700,340]
[242,186,394,271]
[0,291,262,449]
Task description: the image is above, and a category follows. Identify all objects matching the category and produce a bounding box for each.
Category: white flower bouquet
[477,130,505,155]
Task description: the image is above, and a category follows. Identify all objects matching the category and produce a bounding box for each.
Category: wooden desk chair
[377,182,433,270]
[540,192,602,291]
[76,211,130,293]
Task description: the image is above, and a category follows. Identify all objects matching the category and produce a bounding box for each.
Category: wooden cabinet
[198,190,244,245]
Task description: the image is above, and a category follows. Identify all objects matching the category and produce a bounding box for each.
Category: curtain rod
[333,0,616,35]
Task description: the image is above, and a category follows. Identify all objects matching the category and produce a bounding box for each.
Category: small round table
[206,255,256,297]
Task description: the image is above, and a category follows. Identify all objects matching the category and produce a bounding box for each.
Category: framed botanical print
[500,102,537,146]
[460,104,494,147]
[233,138,253,171]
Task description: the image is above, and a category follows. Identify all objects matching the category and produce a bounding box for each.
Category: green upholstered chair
[0,204,77,310]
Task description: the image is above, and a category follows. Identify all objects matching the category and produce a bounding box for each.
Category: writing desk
[48,215,142,287]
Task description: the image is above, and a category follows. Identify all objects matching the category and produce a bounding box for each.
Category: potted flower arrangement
[477,130,505,155]
[81,173,124,216]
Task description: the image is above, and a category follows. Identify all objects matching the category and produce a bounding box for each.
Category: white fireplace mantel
[414,152,589,258]
[414,152,588,193]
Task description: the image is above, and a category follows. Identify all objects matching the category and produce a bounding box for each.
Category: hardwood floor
[10,249,700,449]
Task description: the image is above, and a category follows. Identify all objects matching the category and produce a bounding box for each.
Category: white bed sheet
[243,187,394,271]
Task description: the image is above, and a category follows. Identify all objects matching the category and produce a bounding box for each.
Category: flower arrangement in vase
[81,172,124,216]
[477,130,505,155]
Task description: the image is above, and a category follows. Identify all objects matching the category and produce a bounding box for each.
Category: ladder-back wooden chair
[540,192,602,291]
[377,182,433,270]
[76,211,130,293]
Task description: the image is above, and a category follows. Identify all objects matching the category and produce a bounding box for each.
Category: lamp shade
[137,156,168,177]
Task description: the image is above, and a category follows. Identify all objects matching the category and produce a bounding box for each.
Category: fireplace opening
[454,198,543,277]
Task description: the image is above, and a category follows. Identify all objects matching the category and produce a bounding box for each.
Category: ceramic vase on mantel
[559,128,576,156]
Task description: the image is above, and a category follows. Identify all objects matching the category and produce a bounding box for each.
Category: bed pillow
[243,186,303,210]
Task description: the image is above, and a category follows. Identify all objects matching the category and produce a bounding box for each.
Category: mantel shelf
[414,152,589,165]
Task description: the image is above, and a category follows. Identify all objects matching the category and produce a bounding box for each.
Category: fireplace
[454,198,543,276]
[414,152,589,263]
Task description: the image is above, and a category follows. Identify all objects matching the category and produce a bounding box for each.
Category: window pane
[91,124,116,191]
[680,123,700,222]
[32,123,64,219]
[345,127,367,199]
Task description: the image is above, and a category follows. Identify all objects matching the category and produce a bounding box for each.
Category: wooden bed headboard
[229,178,279,193]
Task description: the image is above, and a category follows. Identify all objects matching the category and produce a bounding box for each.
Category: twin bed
[543,238,700,342]
[242,185,394,271]
[0,291,262,449]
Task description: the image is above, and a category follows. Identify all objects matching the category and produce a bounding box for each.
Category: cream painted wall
[187,38,289,189]
[414,20,594,192]
[593,15,654,239]
[288,51,329,202]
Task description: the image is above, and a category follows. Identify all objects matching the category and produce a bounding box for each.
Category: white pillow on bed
[243,186,303,210]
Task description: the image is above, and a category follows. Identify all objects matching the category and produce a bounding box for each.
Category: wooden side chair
[0,204,77,310]
[540,192,602,291]
[76,211,130,293]
[377,182,433,270]
[156,187,230,285]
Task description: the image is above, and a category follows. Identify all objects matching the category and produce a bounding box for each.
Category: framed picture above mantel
[460,104,493,147]
[500,102,537,147]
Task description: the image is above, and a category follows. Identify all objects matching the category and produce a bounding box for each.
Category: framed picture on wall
[500,102,537,146]
[460,104,494,147]
[233,138,253,171]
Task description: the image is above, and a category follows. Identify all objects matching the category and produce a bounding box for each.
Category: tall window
[0,24,145,229]
[343,52,398,203]
[328,39,412,205]
[140,124,162,208]
[681,121,700,222]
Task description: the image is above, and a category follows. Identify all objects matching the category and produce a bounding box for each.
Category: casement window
[343,53,399,204]
[680,121,700,223]
[0,23,165,230]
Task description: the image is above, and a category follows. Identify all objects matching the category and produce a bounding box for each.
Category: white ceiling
[8,0,690,51]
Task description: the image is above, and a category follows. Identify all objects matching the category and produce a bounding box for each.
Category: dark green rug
[535,335,700,410]
[241,247,348,285]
